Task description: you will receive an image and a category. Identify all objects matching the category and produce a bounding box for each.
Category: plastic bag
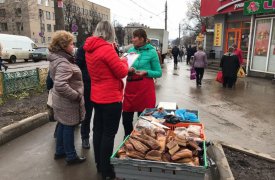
[237,67,245,78]
[190,67,196,80]
[216,71,223,83]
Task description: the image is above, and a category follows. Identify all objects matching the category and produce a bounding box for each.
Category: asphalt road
[0,59,275,180]
[2,60,49,72]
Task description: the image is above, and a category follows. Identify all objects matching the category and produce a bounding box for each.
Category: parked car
[30,47,49,62]
[0,34,37,63]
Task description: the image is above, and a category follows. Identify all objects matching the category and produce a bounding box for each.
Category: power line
[128,0,159,16]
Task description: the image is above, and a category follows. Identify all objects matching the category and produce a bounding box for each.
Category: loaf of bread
[171,149,193,161]
[128,137,149,154]
[145,150,162,161]
[169,144,180,155]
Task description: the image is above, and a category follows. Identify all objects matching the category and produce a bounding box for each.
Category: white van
[0,34,37,63]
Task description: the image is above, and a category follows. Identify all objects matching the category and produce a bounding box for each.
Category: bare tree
[181,0,214,43]
[114,23,125,46]
[62,0,102,47]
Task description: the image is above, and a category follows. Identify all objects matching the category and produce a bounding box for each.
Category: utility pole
[179,23,181,46]
[165,0,167,30]
[54,0,65,30]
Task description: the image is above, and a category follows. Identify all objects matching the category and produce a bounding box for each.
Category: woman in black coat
[220,47,240,88]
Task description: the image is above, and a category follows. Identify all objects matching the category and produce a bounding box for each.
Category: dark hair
[133,29,147,42]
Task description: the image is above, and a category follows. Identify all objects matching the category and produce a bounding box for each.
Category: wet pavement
[0,59,275,180]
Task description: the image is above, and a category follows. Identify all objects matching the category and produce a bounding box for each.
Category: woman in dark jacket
[76,45,93,149]
[220,47,240,88]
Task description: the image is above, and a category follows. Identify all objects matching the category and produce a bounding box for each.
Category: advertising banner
[214,23,223,46]
[244,0,275,15]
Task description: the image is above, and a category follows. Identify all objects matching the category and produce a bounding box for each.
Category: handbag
[216,71,223,83]
[190,67,196,80]
[237,67,245,78]
[47,89,53,107]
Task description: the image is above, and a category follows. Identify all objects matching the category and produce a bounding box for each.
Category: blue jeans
[55,123,77,161]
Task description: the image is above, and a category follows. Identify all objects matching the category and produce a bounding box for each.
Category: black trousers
[122,111,142,137]
[92,102,122,177]
[195,68,204,85]
[80,86,93,140]
[173,55,178,65]
[0,58,7,71]
[223,76,236,88]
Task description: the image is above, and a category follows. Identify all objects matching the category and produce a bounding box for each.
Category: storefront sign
[201,0,245,17]
[244,0,275,15]
[214,23,223,46]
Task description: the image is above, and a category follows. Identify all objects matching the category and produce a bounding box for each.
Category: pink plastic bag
[190,67,196,80]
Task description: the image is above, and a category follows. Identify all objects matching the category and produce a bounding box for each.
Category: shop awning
[201,0,245,17]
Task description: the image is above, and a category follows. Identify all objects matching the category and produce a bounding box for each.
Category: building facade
[124,23,149,45]
[201,0,275,77]
[0,0,110,46]
[244,0,275,75]
[201,0,249,60]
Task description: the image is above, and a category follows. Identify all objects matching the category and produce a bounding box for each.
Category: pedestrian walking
[75,45,93,149]
[0,43,8,71]
[179,47,184,62]
[48,30,86,165]
[84,21,129,180]
[186,45,192,65]
[220,47,240,88]
[172,45,180,69]
[193,46,207,86]
[122,29,162,138]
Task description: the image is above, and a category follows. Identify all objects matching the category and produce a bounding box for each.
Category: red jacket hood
[83,36,110,53]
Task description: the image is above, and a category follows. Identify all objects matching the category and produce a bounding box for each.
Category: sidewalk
[0,60,274,180]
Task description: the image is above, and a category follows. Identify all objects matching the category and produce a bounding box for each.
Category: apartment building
[0,0,110,46]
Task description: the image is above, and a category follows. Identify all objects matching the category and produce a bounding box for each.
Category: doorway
[225,29,241,52]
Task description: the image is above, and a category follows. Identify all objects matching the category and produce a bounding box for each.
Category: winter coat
[128,43,162,78]
[233,48,243,65]
[48,51,85,126]
[193,50,207,68]
[172,46,180,57]
[76,45,90,91]
[220,53,240,78]
[84,36,128,104]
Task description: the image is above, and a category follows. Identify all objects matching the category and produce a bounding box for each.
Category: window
[47,24,51,32]
[37,0,42,5]
[45,0,49,6]
[16,22,23,31]
[267,19,275,72]
[251,19,272,71]
[42,36,45,43]
[0,23,8,31]
[0,0,6,3]
[41,23,45,31]
[52,12,55,20]
[0,9,5,17]
[15,8,22,17]
[53,25,56,31]
[48,37,51,42]
[46,11,51,20]
[51,0,54,7]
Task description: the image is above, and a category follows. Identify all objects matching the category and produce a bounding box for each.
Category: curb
[207,141,235,180]
[0,112,48,146]
[220,141,275,163]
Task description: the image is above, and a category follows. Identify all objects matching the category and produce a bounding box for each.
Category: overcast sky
[89,0,189,40]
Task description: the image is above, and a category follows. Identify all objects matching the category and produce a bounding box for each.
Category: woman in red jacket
[84,21,129,180]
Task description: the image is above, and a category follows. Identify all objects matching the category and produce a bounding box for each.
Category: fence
[0,67,48,97]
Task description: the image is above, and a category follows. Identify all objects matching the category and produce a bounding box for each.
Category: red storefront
[201,0,251,60]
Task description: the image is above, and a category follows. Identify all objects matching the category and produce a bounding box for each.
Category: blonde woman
[84,21,129,180]
[48,31,86,165]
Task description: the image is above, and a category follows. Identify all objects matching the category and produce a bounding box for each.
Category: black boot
[82,138,90,149]
[66,156,86,165]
